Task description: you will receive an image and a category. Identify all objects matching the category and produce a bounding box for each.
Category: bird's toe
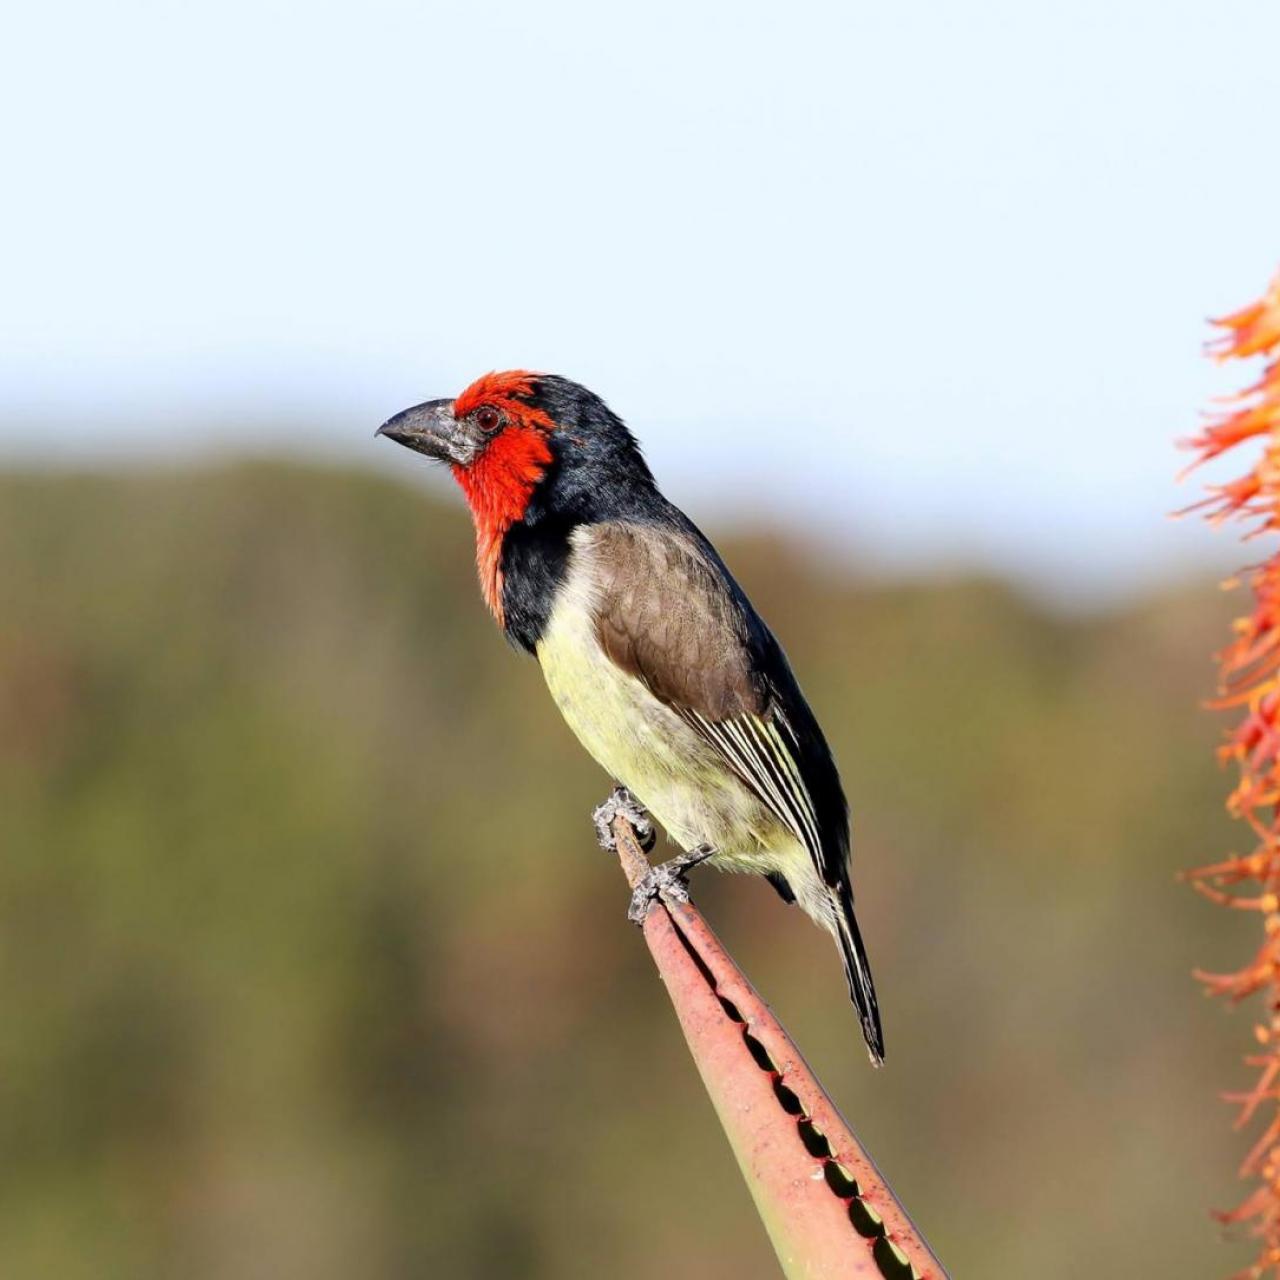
[593,785,656,853]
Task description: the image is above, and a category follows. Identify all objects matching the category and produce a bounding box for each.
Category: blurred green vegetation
[0,462,1256,1277]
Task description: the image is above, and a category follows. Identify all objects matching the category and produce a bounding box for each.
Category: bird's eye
[475,406,502,434]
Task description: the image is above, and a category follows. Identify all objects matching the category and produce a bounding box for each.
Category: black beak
[375,399,480,466]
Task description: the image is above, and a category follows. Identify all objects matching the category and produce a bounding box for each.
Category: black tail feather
[832,888,885,1066]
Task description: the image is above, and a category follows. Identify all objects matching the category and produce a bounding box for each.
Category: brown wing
[590,521,833,872]
[593,522,759,719]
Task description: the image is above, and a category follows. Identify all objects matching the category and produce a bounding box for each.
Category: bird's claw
[628,860,691,924]
[626,844,716,925]
[593,785,656,853]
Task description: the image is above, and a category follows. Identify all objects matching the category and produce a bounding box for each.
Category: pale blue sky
[3,0,1278,601]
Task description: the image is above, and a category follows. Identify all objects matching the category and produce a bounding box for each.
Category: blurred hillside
[0,462,1257,1278]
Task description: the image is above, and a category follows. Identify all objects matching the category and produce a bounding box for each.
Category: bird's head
[377,371,653,620]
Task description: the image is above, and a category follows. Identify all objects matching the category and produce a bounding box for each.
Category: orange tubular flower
[1182,269,1280,1278]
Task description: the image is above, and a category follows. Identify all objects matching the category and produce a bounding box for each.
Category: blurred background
[3,1,1279,1276]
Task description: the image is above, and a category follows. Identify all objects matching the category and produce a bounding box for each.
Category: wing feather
[588,520,843,886]
[682,706,826,871]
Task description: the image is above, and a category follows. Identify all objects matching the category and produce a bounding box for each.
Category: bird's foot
[593,785,656,853]
[627,844,716,924]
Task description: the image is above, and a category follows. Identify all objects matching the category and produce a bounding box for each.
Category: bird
[376,371,885,1064]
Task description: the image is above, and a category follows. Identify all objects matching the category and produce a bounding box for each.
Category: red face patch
[450,371,557,626]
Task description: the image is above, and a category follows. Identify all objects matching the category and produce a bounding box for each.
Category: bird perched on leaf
[377,372,885,1064]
